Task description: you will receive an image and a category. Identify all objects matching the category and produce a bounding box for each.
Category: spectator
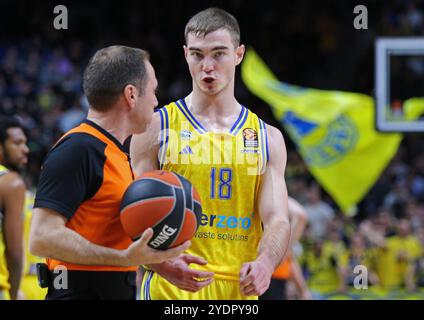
[304,183,335,240]
[361,219,422,292]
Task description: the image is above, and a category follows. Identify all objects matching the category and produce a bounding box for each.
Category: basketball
[120,170,202,249]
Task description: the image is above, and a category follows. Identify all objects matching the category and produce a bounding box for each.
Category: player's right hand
[149,254,215,292]
[124,228,191,266]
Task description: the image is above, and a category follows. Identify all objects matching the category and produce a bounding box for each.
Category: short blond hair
[184,8,240,47]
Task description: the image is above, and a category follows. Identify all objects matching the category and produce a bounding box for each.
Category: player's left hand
[239,260,273,296]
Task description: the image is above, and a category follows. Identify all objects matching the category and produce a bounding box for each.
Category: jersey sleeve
[34,133,106,220]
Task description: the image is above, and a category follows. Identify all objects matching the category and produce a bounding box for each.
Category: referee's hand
[124,228,191,266]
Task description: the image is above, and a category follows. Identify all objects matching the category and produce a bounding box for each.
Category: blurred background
[1,0,424,299]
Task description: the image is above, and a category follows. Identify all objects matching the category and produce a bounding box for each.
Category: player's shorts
[0,288,10,300]
[20,275,47,300]
[141,270,258,300]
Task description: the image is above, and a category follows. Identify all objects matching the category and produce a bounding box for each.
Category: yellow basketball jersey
[21,190,47,299]
[0,164,10,290]
[158,98,269,281]
[23,191,43,275]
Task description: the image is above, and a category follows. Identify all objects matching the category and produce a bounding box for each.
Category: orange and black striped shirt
[34,120,137,272]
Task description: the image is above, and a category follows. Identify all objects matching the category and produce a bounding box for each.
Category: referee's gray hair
[83,45,150,112]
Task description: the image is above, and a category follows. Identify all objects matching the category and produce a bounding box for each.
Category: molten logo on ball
[149,225,178,248]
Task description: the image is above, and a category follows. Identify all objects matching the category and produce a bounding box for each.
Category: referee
[29,46,190,300]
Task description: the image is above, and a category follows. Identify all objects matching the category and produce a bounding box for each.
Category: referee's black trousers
[45,270,137,300]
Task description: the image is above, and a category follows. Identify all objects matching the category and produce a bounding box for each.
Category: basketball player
[131,8,291,299]
[0,117,28,300]
[19,190,47,300]
[29,46,190,300]
[261,197,311,300]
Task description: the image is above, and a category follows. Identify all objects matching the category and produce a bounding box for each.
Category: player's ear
[123,84,137,110]
[183,45,189,61]
[235,44,245,66]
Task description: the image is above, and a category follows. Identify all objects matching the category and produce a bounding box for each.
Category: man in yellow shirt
[361,219,422,291]
[303,228,349,298]
[131,8,291,300]
[19,191,47,300]
[261,197,311,300]
[0,117,29,300]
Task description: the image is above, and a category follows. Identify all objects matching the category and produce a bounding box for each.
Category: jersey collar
[175,98,248,135]
[83,119,128,153]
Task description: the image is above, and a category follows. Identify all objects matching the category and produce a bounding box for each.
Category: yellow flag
[241,48,406,213]
[404,98,424,121]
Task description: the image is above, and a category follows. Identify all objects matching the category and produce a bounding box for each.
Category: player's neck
[189,87,239,117]
[87,109,129,146]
